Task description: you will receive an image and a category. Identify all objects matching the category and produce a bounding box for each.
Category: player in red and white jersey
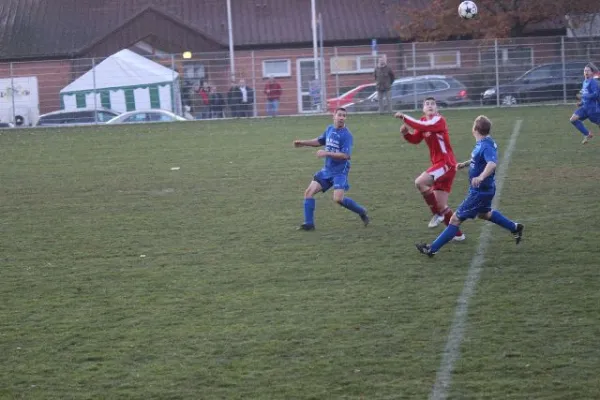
[395,97,465,241]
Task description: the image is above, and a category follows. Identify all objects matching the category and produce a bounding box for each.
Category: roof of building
[0,0,400,60]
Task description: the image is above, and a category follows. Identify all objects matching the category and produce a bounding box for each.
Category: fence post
[412,42,417,110]
[171,54,176,113]
[494,39,500,107]
[561,36,567,104]
[9,62,16,126]
[92,57,98,124]
[251,50,257,117]
[334,47,339,97]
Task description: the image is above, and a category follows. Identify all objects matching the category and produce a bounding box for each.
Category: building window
[404,51,461,71]
[479,46,534,67]
[330,55,379,74]
[182,63,205,80]
[262,59,291,77]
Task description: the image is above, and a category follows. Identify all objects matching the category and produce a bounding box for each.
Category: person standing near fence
[264,75,282,117]
[374,56,395,114]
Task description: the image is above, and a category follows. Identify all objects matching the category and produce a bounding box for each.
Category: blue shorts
[574,107,600,124]
[456,191,495,220]
[313,170,350,192]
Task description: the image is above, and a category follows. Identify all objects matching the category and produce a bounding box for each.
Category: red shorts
[426,162,456,193]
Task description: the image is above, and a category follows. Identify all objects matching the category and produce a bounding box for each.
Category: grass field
[1,106,599,399]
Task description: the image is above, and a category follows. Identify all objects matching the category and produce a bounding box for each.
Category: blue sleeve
[482,145,497,164]
[341,132,353,156]
[583,80,600,102]
[317,127,327,145]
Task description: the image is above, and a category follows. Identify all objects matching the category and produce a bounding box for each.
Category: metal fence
[0,35,599,127]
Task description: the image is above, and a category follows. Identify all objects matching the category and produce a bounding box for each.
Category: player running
[293,107,369,231]
[395,97,465,241]
[570,63,600,144]
[415,115,524,257]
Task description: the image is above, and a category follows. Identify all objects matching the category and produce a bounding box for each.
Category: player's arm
[400,124,423,144]
[317,134,353,160]
[294,138,322,147]
[395,112,446,132]
[294,131,326,148]
[471,147,498,187]
[456,159,472,170]
[582,80,600,102]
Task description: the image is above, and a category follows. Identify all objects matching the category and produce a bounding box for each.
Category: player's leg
[570,108,593,143]
[433,189,465,241]
[299,172,329,230]
[478,209,524,244]
[416,192,479,257]
[415,170,442,224]
[331,175,369,226]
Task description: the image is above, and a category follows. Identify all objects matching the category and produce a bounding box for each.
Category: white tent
[60,49,181,115]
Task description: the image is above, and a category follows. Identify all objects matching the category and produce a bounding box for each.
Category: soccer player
[395,97,465,241]
[293,107,369,230]
[570,63,600,144]
[415,115,524,257]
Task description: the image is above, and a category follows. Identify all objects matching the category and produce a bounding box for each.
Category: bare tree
[394,0,600,41]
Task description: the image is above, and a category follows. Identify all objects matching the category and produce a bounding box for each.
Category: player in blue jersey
[293,107,369,230]
[416,115,524,257]
[570,64,600,144]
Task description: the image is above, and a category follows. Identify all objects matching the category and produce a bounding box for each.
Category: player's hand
[316,150,328,158]
[576,93,582,100]
[394,112,405,119]
[471,176,483,187]
[400,124,409,135]
[293,140,303,147]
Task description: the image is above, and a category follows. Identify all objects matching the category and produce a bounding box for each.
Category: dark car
[481,61,600,106]
[346,75,470,112]
[36,109,120,127]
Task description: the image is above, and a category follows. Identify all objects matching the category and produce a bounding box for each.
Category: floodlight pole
[227,0,235,78]
[311,0,319,82]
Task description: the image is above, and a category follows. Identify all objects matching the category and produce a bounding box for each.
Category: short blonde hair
[474,115,492,136]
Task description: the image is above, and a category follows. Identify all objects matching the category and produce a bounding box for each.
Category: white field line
[429,119,523,400]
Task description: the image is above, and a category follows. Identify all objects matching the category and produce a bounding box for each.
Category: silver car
[346,75,471,112]
[106,110,189,124]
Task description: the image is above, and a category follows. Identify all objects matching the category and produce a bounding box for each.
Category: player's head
[584,64,596,79]
[422,97,437,116]
[472,115,492,137]
[333,107,347,128]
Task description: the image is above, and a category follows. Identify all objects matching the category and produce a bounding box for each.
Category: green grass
[0,106,598,399]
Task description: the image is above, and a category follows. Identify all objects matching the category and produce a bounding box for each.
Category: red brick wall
[0,60,73,114]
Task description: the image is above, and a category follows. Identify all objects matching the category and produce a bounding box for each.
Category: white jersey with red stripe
[402,113,457,167]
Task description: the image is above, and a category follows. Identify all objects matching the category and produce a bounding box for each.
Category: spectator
[238,79,255,118]
[197,80,211,119]
[227,79,241,117]
[374,56,395,114]
[209,84,225,119]
[264,75,282,117]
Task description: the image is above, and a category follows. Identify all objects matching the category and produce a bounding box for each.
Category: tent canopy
[60,49,178,93]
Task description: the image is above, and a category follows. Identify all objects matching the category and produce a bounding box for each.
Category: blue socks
[489,210,516,232]
[304,198,315,225]
[430,224,459,253]
[572,120,590,136]
[340,197,366,216]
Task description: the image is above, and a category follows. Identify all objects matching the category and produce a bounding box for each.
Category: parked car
[345,75,470,112]
[36,109,120,127]
[105,109,188,124]
[326,83,376,112]
[481,61,600,105]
